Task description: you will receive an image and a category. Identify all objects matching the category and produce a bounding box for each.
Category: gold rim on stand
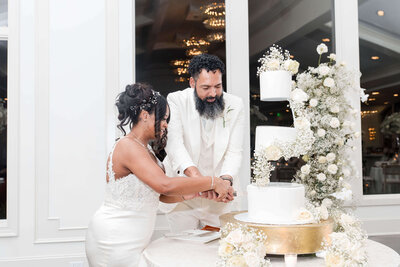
[220,211,334,255]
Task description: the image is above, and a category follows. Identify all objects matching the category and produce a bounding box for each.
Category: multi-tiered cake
[236,66,311,225]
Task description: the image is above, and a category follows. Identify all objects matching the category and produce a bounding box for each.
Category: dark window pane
[0,40,7,219]
[135,0,226,96]
[248,0,334,181]
[359,0,400,195]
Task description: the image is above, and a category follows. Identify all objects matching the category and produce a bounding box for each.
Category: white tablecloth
[140,238,400,267]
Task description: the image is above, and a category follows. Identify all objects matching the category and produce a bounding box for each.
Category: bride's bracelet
[210,176,215,190]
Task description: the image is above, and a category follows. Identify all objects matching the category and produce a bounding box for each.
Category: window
[0,0,8,220]
[248,0,334,181]
[359,0,400,195]
[135,0,226,95]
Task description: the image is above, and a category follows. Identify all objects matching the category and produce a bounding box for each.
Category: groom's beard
[194,89,225,119]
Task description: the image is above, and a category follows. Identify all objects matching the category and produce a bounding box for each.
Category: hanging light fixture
[207,32,225,42]
[202,2,225,17]
[186,47,208,57]
[203,17,225,30]
[201,2,225,30]
[182,37,210,48]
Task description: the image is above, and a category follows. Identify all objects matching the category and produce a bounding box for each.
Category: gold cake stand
[220,211,334,255]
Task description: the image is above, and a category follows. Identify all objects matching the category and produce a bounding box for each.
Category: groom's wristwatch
[220,176,233,186]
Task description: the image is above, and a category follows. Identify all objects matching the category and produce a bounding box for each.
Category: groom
[161,54,245,232]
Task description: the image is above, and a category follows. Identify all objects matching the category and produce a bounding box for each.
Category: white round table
[140,237,400,267]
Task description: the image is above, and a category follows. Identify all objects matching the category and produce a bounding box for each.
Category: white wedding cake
[235,63,312,225]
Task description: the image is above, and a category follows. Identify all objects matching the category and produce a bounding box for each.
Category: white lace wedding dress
[85,139,161,267]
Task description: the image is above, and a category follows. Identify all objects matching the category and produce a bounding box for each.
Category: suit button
[177,170,180,174]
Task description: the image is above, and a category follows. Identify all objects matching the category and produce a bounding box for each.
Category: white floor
[369,235,400,254]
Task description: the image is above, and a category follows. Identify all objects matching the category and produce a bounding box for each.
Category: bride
[85,83,234,267]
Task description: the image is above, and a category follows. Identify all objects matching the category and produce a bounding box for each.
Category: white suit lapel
[213,114,229,170]
[187,89,201,165]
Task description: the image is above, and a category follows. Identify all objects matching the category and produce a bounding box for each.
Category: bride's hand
[214,178,234,202]
[182,193,200,201]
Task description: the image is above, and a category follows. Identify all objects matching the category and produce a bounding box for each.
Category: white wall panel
[48,0,106,229]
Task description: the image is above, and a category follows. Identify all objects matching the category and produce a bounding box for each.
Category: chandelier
[170,59,190,68]
[186,47,208,57]
[202,2,225,30]
[182,37,210,48]
[207,32,225,42]
[175,77,190,83]
[202,2,225,17]
[203,17,225,30]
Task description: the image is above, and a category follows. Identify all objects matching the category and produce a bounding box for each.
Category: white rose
[317,43,328,55]
[290,88,309,103]
[296,208,313,221]
[330,105,340,113]
[284,59,300,74]
[227,255,246,267]
[218,241,234,256]
[265,145,282,161]
[326,153,336,162]
[226,229,244,245]
[294,117,311,130]
[301,164,311,175]
[266,59,280,70]
[318,156,327,164]
[340,213,355,226]
[319,65,330,76]
[317,128,326,137]
[319,205,329,220]
[343,182,351,190]
[342,168,350,177]
[328,53,336,61]
[241,241,256,252]
[309,98,318,107]
[328,164,338,174]
[244,252,260,267]
[330,117,340,128]
[317,173,326,181]
[325,252,345,267]
[322,198,333,208]
[310,190,317,196]
[314,89,322,96]
[323,77,335,88]
[335,138,345,146]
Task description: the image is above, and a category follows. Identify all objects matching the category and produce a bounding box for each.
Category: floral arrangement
[216,223,271,267]
[257,45,300,76]
[0,100,6,134]
[323,212,368,266]
[251,43,369,265]
[380,112,400,135]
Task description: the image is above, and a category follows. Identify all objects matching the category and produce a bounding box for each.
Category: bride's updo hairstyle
[116,83,169,159]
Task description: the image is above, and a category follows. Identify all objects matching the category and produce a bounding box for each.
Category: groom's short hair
[188,54,225,81]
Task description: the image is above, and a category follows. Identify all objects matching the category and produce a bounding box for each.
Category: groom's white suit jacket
[160,87,245,213]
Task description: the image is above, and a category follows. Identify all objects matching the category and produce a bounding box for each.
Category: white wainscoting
[0,0,132,265]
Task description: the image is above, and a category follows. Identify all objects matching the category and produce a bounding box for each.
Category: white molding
[0,0,20,238]
[106,0,120,146]
[225,0,251,210]
[32,0,115,243]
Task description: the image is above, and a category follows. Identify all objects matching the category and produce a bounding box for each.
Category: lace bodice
[104,139,161,210]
